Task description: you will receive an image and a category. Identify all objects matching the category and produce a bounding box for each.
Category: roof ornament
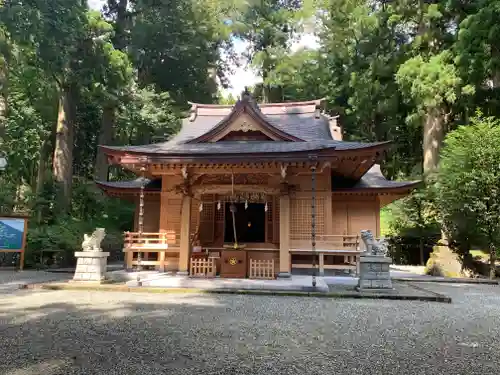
[328,115,342,141]
[188,103,198,122]
[242,86,252,100]
[314,104,321,119]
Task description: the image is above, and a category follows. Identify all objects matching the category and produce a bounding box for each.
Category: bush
[436,115,500,279]
[387,232,440,265]
[425,257,445,276]
[383,185,440,265]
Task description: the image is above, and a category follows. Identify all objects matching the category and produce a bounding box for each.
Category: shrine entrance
[224,202,266,244]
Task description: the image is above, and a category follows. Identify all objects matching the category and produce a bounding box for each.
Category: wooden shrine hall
[97,92,419,279]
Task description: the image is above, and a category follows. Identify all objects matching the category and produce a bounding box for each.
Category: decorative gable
[219,130,274,142]
[186,91,304,143]
[208,114,280,142]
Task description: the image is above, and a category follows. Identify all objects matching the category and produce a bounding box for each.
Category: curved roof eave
[333,180,422,194]
[98,141,391,166]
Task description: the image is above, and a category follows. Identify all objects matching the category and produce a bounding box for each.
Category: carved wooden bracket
[279,182,297,196]
[238,121,259,132]
[280,163,288,181]
[174,182,192,197]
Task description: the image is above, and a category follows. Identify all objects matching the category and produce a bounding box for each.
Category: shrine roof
[96,165,420,194]
[333,165,421,192]
[101,139,388,156]
[95,178,161,191]
[179,98,330,142]
[100,93,390,161]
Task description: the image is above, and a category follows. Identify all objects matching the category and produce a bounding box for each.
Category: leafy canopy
[437,115,500,249]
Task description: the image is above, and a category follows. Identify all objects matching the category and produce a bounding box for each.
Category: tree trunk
[489,242,497,280]
[94,103,115,181]
[110,0,129,51]
[35,124,56,224]
[0,51,8,142]
[52,84,76,213]
[419,236,425,265]
[423,107,445,175]
[492,70,500,88]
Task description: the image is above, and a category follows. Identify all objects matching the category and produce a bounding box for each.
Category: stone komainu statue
[360,229,389,256]
[81,228,106,252]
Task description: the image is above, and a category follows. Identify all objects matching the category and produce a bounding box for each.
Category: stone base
[357,255,393,290]
[73,251,110,283]
[176,271,189,277]
[277,272,291,279]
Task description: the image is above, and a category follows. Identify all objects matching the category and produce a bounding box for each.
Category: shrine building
[97,92,419,279]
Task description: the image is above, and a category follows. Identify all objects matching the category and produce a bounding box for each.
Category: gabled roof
[186,92,304,143]
[167,96,330,145]
[99,94,391,166]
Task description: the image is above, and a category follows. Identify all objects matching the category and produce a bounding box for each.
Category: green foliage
[3,177,133,268]
[234,0,303,101]
[437,115,500,277]
[455,0,500,89]
[397,52,463,110]
[437,115,500,242]
[387,187,439,237]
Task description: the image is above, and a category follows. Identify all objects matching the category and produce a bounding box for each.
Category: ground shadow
[1,287,500,375]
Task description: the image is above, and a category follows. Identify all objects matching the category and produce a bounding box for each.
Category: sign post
[0,215,28,270]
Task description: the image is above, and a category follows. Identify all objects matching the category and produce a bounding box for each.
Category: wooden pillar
[278,194,291,277]
[178,195,192,275]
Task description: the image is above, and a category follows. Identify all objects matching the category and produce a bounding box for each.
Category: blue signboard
[0,218,25,251]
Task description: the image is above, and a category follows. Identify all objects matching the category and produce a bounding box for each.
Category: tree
[454,0,500,119]
[84,10,133,181]
[396,51,468,175]
[436,115,500,279]
[235,0,302,102]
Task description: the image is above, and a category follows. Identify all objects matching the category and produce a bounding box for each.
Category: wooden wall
[331,195,380,237]
[133,196,161,232]
[134,170,381,248]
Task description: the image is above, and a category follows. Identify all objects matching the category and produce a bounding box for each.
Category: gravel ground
[0,271,72,291]
[0,283,499,375]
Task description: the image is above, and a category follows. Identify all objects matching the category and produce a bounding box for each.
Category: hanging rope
[230,170,238,247]
[311,161,317,288]
[137,165,147,282]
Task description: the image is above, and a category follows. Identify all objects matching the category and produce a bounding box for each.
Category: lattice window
[190,257,216,277]
[290,197,325,236]
[191,197,200,231]
[199,194,215,244]
[266,196,273,221]
[215,195,225,221]
[266,196,273,243]
[200,194,214,221]
[273,198,280,243]
[164,198,181,245]
[249,259,275,279]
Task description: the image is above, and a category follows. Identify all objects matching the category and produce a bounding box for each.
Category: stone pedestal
[357,255,393,290]
[72,251,110,283]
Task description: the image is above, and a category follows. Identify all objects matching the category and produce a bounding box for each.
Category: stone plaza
[0,280,499,375]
